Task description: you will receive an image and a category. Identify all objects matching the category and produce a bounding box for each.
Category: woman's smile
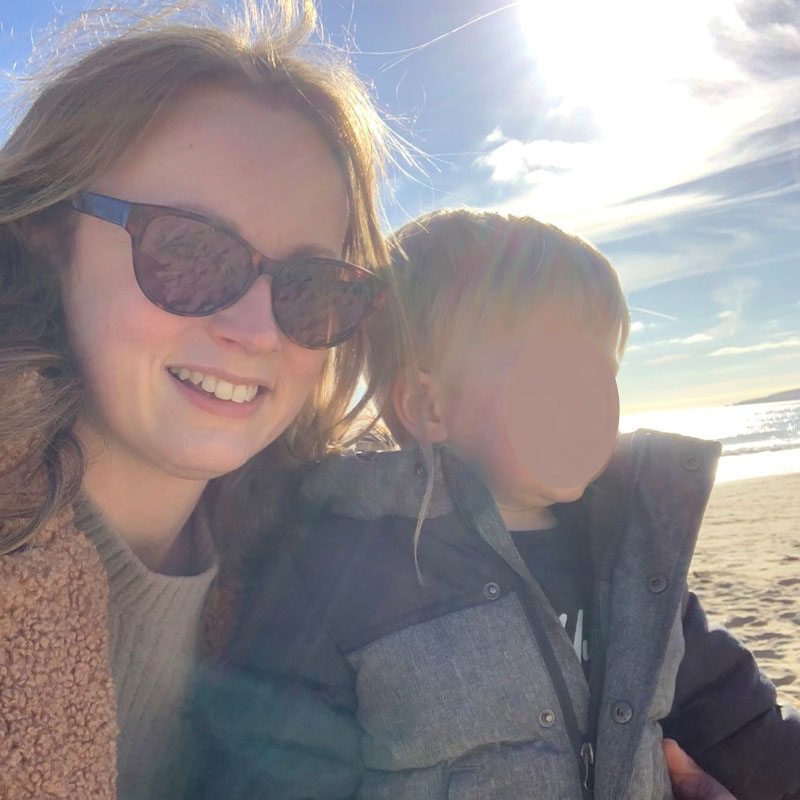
[166,366,263,404]
[166,367,268,419]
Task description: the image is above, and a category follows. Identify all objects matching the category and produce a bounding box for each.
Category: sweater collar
[74,494,219,610]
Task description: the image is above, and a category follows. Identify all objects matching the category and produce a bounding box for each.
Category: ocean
[619,399,800,484]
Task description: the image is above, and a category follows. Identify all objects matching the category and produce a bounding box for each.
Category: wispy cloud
[639,333,716,349]
[710,0,800,82]
[645,354,690,366]
[629,306,679,322]
[630,320,661,334]
[672,333,715,345]
[709,336,800,356]
[706,275,762,337]
[607,232,755,293]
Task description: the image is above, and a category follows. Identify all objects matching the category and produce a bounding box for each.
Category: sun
[518,0,738,108]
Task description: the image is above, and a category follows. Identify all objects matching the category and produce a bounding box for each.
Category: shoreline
[714,449,800,484]
[692,472,800,707]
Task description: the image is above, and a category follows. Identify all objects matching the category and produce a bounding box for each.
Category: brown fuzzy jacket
[0,496,118,799]
[0,432,234,800]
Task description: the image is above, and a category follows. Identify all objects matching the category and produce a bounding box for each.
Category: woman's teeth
[168,367,259,403]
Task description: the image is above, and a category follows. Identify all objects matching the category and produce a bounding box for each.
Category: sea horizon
[619,398,800,484]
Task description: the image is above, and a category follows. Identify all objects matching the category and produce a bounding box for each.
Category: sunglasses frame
[68,191,386,349]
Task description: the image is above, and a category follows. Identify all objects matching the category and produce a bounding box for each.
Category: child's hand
[662,739,737,800]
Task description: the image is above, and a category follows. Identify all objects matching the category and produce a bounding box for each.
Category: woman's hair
[0,0,407,555]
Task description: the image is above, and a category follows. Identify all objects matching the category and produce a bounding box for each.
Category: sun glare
[487,0,764,237]
[519,0,740,107]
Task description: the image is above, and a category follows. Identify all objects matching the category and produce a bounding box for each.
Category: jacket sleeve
[185,538,363,800]
[662,590,800,800]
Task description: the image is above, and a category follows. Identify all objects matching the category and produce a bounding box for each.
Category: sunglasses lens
[273,260,374,348]
[135,216,251,314]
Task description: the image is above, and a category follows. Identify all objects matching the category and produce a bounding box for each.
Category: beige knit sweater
[76,499,218,800]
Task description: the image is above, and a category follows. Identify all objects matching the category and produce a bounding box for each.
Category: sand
[691,472,800,708]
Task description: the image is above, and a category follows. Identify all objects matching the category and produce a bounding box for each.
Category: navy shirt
[510,502,592,675]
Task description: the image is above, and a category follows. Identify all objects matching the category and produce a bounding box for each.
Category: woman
[0,2,401,797]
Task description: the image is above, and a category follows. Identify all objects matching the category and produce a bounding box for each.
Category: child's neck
[496,501,557,532]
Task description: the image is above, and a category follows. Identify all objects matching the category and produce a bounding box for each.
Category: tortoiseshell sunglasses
[68,192,385,349]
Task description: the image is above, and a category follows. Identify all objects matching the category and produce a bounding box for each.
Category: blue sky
[1,0,798,412]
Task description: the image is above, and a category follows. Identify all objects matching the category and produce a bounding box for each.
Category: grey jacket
[190,430,800,799]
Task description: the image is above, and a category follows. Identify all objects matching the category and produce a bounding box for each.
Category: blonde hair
[0,1,405,555]
[379,208,630,443]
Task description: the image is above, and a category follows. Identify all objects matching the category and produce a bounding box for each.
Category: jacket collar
[300,430,721,568]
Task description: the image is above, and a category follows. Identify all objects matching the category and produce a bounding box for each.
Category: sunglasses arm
[70,192,132,228]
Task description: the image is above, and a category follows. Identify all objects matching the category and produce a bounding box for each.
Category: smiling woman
[0,2,405,798]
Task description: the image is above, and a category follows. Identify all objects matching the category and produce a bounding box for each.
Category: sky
[1,0,798,413]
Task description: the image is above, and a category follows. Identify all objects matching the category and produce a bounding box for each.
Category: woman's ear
[391,371,449,444]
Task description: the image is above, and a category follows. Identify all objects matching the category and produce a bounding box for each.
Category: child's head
[382,209,629,527]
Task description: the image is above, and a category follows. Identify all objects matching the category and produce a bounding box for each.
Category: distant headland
[734,387,800,405]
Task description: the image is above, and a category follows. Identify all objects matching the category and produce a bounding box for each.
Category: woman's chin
[153,443,260,482]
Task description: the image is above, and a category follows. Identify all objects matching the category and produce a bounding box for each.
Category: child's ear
[391,371,449,444]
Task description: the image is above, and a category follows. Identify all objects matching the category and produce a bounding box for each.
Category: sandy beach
[691,472,800,708]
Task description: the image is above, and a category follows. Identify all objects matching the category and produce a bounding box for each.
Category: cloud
[602,229,754,294]
[671,333,715,345]
[710,0,800,81]
[709,362,755,374]
[627,275,764,349]
[709,275,762,336]
[628,305,679,321]
[711,275,762,308]
[709,336,800,356]
[484,126,505,144]
[641,333,716,349]
[475,136,591,184]
[544,102,600,143]
[644,354,690,366]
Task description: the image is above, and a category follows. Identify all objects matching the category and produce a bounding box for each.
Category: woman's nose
[207,275,282,354]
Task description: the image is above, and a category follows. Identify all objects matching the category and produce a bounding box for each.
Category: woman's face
[63,86,347,480]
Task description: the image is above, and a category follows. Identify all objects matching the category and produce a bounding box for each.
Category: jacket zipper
[581,741,595,793]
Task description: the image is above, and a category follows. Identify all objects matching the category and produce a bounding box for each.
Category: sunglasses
[68,192,385,349]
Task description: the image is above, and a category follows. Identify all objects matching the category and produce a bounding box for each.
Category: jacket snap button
[414,464,426,477]
[483,582,501,600]
[647,573,668,593]
[683,454,700,470]
[612,702,633,724]
[539,709,556,727]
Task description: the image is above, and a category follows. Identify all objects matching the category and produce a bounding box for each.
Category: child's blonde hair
[377,208,630,444]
